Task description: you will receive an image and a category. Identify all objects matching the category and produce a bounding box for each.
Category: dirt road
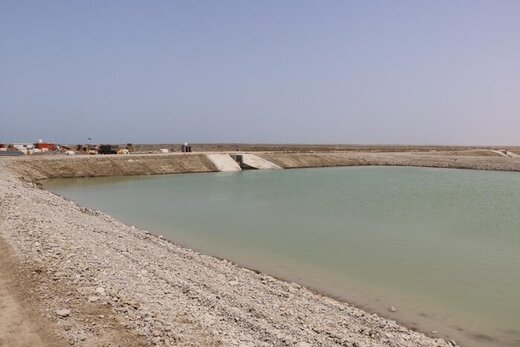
[0,238,64,347]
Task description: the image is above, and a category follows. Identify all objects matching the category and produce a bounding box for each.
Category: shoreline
[42,164,518,347]
[0,154,459,346]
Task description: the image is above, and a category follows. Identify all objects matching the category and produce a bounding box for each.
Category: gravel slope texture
[0,163,454,347]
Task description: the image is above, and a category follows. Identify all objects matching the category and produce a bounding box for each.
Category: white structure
[12,143,34,154]
[241,154,282,170]
[207,154,242,172]
[12,143,34,150]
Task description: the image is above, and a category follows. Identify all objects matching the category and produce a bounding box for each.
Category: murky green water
[44,167,520,346]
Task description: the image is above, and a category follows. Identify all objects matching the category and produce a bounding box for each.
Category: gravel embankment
[7,150,520,182]
[259,152,520,171]
[0,161,454,346]
[5,153,219,180]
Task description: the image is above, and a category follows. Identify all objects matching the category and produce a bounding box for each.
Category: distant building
[12,143,34,150]
[35,142,57,152]
[12,143,34,154]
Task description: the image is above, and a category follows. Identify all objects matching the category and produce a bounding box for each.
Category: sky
[1,1,519,145]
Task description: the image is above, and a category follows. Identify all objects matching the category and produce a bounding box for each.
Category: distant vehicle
[98,145,117,154]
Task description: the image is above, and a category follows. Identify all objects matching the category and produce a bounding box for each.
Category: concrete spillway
[240,154,282,170]
[206,154,242,172]
[207,154,282,171]
[490,150,520,158]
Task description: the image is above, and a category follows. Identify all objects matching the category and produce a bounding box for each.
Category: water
[44,167,520,346]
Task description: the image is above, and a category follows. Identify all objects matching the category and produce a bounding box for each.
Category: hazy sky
[1,1,519,145]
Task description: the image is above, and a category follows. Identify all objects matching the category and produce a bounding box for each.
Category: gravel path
[0,161,454,346]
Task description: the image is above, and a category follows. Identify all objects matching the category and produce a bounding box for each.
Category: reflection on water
[45,167,520,347]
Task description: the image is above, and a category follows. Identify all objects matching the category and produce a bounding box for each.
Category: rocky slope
[258,151,520,171]
[6,153,218,181]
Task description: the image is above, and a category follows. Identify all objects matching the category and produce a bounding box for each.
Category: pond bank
[4,150,520,181]
[0,158,455,346]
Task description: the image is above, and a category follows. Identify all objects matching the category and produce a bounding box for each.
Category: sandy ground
[0,238,65,347]
[0,157,455,346]
[92,143,520,154]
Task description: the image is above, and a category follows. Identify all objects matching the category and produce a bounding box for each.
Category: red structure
[35,143,57,151]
